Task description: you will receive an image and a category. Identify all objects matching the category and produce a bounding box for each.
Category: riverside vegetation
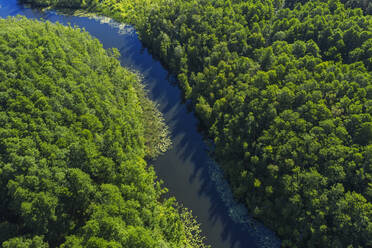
[18,0,372,247]
[0,16,209,248]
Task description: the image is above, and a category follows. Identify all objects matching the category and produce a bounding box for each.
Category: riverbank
[1,1,280,247]
[64,11,280,248]
[32,1,372,248]
[0,15,208,248]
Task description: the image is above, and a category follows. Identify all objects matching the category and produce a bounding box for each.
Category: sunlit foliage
[0,17,206,248]
[18,0,372,246]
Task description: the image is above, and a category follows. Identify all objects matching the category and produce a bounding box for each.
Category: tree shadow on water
[116,38,261,248]
[1,3,276,246]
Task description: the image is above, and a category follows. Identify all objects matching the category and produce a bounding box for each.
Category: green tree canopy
[0,16,206,248]
[18,0,372,246]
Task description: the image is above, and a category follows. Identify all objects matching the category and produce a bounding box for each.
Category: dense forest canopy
[285,0,372,13]
[18,0,372,247]
[0,16,208,248]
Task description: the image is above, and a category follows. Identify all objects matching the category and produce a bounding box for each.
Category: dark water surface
[0,1,280,247]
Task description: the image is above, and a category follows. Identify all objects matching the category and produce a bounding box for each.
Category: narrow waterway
[0,1,280,247]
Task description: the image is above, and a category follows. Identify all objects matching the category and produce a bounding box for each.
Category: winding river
[0,1,280,247]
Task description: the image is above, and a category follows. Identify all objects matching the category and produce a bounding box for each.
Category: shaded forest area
[19,0,372,247]
[0,17,208,248]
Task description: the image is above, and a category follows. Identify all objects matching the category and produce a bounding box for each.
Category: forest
[17,0,372,247]
[0,16,208,248]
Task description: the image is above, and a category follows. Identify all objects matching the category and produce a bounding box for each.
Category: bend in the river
[0,1,280,247]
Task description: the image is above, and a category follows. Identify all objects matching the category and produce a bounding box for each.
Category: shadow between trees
[0,1,262,247]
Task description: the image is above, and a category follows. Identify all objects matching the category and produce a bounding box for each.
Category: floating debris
[207,158,281,248]
[84,15,135,35]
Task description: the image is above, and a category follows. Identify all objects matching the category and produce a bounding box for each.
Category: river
[0,1,280,247]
